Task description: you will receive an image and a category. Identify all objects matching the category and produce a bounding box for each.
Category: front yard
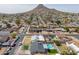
[15,36,31,55]
[22,36,31,45]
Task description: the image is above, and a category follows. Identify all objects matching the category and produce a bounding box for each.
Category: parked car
[18,42,22,46]
[4,52,9,55]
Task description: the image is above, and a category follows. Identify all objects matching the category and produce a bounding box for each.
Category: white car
[18,42,22,46]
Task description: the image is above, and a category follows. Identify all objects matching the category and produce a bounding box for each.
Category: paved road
[4,26,29,55]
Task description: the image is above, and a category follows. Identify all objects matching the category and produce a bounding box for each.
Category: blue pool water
[43,44,54,49]
[47,44,54,49]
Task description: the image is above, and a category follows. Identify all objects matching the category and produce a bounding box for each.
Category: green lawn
[48,49,58,55]
[22,45,29,50]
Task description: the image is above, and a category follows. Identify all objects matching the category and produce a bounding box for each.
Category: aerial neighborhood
[0,4,79,55]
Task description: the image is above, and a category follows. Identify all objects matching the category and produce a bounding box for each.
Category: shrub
[15,19,21,26]
[11,32,17,38]
[59,45,77,55]
[75,27,79,32]
[64,27,69,32]
[22,45,29,50]
[48,49,58,55]
[54,40,61,46]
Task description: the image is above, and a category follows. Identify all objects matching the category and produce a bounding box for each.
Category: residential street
[4,26,30,55]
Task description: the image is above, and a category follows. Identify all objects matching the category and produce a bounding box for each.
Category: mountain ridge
[0,4,79,22]
[0,4,78,15]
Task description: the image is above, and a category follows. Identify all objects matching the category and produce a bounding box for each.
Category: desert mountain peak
[34,4,49,10]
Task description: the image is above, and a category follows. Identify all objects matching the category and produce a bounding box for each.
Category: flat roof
[31,35,44,41]
[30,42,45,53]
[0,31,10,36]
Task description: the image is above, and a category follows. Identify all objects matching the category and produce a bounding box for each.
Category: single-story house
[30,42,46,54]
[30,42,55,54]
[31,35,44,41]
[0,31,10,43]
[67,43,79,53]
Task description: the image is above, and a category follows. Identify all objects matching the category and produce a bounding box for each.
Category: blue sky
[0,4,79,14]
[45,4,79,13]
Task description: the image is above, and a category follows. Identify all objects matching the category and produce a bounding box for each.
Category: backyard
[48,49,58,55]
[58,44,77,55]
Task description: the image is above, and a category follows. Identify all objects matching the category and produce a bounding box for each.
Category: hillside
[0,4,79,24]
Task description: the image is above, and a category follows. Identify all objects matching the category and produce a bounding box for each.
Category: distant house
[53,28,66,32]
[0,23,7,29]
[19,27,25,33]
[31,35,45,42]
[66,43,79,53]
[0,31,10,43]
[66,22,79,27]
[10,25,18,32]
[0,21,7,28]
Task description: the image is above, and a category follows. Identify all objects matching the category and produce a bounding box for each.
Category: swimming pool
[47,44,54,49]
[43,44,54,49]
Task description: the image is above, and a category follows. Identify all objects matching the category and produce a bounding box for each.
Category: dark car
[15,36,20,42]
[4,52,9,55]
[12,43,16,47]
